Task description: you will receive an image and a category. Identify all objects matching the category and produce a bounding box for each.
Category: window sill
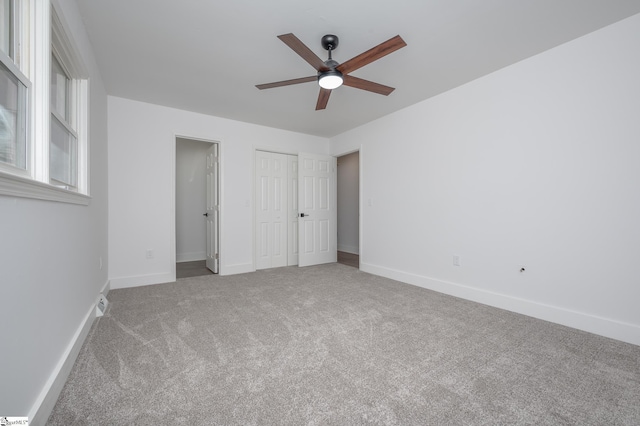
[0,171,90,205]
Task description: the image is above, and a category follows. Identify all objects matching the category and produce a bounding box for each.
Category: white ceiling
[75,0,640,138]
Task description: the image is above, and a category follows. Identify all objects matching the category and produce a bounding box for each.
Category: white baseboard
[100,279,110,295]
[220,263,253,276]
[176,252,207,263]
[361,262,640,347]
[337,244,359,255]
[28,302,97,425]
[110,272,174,289]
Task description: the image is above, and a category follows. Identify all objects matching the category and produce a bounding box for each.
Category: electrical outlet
[453,255,461,267]
[146,249,154,259]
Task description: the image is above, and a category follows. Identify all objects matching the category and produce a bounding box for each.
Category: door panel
[298,152,337,267]
[320,220,329,252]
[259,223,268,256]
[303,176,314,209]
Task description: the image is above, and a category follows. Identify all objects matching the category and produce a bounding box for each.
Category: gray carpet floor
[48,264,640,425]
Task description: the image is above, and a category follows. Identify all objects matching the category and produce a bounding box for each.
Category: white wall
[0,0,108,421]
[175,138,209,262]
[108,96,329,287]
[337,151,359,254]
[331,14,640,345]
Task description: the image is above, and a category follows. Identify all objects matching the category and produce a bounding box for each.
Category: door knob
[300,213,308,217]
[203,212,209,217]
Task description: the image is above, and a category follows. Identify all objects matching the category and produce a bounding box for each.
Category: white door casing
[205,144,219,273]
[298,152,337,267]
[255,151,288,270]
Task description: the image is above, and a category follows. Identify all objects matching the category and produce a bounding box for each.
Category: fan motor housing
[324,59,339,69]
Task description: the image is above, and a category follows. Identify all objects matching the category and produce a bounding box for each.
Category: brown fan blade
[337,35,406,75]
[342,75,395,96]
[316,88,331,110]
[278,33,329,71]
[256,76,316,90]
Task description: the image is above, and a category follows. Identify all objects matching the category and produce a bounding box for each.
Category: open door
[205,144,219,273]
[298,152,337,267]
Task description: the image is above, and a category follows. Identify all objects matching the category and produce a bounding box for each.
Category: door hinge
[215,253,219,260]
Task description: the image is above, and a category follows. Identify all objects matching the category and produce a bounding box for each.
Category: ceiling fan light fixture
[256,33,406,110]
[318,70,343,90]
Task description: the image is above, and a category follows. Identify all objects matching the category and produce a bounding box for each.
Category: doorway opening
[337,150,360,269]
[175,137,220,278]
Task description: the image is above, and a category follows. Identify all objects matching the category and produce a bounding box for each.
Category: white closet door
[255,151,288,270]
[298,152,337,267]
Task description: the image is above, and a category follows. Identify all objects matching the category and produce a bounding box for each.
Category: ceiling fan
[256,33,407,110]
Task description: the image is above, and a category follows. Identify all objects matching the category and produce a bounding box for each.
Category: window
[0,60,28,169]
[48,4,89,195]
[50,52,78,189]
[1,0,12,57]
[0,1,90,204]
[0,0,29,174]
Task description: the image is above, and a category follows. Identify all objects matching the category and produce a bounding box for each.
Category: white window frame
[0,0,31,178]
[0,52,31,176]
[0,0,90,205]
